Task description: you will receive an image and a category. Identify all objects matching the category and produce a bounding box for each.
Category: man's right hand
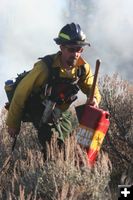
[86,97,99,108]
[8,127,20,138]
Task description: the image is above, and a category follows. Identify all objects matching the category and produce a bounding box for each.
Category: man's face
[60,45,83,67]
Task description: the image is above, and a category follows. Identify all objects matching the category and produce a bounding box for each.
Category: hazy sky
[0,0,133,108]
[0,0,66,107]
[67,0,133,79]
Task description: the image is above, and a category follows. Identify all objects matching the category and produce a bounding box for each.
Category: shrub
[0,109,111,200]
[99,74,133,197]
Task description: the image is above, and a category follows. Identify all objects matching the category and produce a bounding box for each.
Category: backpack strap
[38,55,86,84]
[77,64,86,78]
[38,55,54,83]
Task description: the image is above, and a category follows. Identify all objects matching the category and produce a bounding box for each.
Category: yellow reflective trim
[59,33,70,40]
[89,130,105,151]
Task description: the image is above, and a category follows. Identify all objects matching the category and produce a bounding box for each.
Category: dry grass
[0,108,112,200]
[99,74,133,199]
[1,73,132,200]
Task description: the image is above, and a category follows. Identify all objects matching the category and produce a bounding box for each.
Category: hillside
[0,74,133,200]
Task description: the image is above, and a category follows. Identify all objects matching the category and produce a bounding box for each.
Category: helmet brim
[54,38,90,46]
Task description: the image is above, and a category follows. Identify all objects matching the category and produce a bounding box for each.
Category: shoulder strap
[38,55,63,84]
[77,64,86,78]
[38,55,86,84]
[38,55,54,83]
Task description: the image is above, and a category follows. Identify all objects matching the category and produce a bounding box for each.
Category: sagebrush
[0,73,133,200]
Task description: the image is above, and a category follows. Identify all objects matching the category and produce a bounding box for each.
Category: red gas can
[76,104,110,166]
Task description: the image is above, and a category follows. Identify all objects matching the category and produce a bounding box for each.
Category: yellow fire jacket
[6,52,101,129]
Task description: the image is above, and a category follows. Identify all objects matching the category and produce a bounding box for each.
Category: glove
[87,97,99,107]
[8,127,20,138]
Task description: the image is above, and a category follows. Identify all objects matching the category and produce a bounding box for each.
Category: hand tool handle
[88,59,101,104]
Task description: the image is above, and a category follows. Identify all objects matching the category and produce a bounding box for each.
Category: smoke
[0,0,66,107]
[0,0,133,108]
[65,0,133,80]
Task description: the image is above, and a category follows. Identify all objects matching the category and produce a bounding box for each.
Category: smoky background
[0,0,133,108]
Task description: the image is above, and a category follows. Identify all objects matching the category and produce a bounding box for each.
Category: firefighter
[6,23,101,156]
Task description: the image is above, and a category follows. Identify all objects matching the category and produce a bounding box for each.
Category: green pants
[23,96,73,150]
[37,110,72,146]
[35,110,72,160]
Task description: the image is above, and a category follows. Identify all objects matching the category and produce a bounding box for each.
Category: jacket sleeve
[6,61,49,129]
[77,63,101,104]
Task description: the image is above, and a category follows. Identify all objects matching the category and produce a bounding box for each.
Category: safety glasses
[64,46,83,53]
